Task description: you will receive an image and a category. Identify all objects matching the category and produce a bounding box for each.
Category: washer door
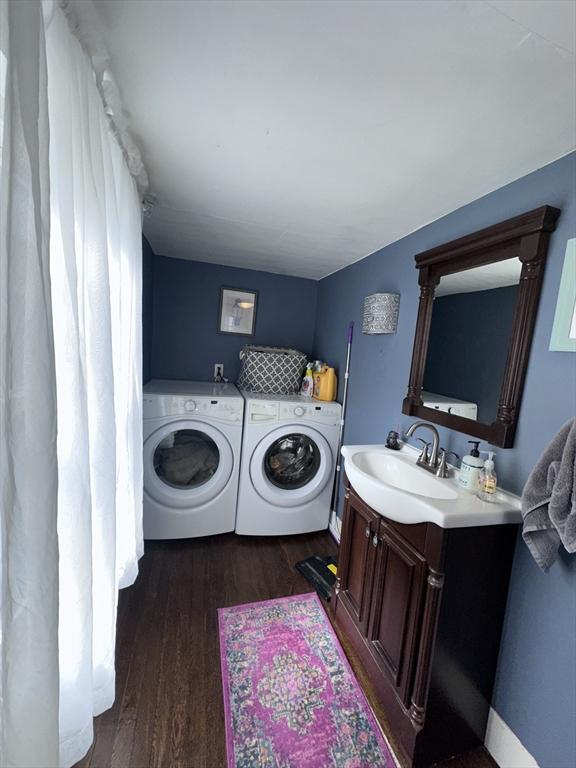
[250,425,333,507]
[144,419,233,508]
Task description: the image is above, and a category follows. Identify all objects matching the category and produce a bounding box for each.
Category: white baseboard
[485,708,539,768]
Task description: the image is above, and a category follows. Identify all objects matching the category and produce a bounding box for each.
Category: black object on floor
[295,554,337,601]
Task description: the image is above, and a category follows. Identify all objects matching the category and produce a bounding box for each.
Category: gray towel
[521,418,576,572]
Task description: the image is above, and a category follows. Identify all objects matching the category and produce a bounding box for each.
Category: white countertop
[341,442,522,529]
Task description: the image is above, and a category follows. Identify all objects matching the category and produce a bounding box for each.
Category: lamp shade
[362,293,400,334]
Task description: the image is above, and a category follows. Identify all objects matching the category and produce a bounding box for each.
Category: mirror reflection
[422,260,522,424]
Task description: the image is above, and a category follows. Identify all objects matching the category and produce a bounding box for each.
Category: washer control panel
[144,395,243,422]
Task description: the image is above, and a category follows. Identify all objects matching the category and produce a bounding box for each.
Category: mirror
[422,260,522,423]
[403,206,561,447]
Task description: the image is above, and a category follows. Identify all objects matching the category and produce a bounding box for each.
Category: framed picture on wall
[550,238,576,352]
[218,286,258,336]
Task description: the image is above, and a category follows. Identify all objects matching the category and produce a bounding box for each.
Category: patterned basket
[237,346,307,395]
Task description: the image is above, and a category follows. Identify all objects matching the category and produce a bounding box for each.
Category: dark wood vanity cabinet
[367,521,427,710]
[334,479,518,768]
[337,490,378,634]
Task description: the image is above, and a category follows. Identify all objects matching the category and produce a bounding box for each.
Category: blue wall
[149,255,318,382]
[313,153,576,768]
[142,236,154,384]
[423,285,519,423]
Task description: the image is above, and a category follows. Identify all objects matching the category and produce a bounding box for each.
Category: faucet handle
[436,448,460,478]
[436,449,448,478]
[440,447,460,462]
[417,438,430,463]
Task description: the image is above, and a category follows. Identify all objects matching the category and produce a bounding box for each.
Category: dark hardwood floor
[75,532,498,768]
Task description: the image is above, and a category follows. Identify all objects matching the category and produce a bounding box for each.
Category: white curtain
[0,2,144,766]
[0,1,60,766]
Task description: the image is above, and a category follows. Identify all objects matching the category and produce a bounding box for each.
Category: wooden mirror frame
[402,206,561,448]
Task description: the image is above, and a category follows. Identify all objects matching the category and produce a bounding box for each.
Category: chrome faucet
[405,422,441,474]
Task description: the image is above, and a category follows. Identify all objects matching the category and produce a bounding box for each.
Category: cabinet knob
[365,526,371,538]
[372,534,379,548]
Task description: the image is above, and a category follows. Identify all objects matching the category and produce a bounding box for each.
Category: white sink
[352,451,458,500]
[341,444,521,528]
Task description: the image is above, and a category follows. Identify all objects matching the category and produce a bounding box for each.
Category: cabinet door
[337,490,380,636]
[367,520,427,706]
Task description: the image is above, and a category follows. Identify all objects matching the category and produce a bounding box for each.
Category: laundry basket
[237,346,307,395]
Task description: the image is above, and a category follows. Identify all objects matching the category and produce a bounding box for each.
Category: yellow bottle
[313,365,337,401]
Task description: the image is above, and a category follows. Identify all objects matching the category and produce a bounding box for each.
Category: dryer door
[250,425,333,507]
[144,419,233,508]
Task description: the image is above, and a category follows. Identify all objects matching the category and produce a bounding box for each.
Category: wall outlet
[214,363,224,381]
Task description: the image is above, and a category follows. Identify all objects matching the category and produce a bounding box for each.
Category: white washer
[235,393,342,535]
[143,379,244,539]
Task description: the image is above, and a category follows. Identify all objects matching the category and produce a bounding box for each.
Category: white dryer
[143,380,244,539]
[235,393,341,536]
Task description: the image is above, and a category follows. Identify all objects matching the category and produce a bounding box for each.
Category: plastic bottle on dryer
[313,365,337,401]
[300,364,314,397]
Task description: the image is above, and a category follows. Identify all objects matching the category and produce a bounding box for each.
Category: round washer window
[264,433,321,490]
[153,429,220,489]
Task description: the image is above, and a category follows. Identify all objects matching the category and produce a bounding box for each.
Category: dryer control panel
[248,402,279,423]
[247,399,341,426]
[280,402,341,426]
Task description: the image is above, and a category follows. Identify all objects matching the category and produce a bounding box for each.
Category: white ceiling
[94,0,576,279]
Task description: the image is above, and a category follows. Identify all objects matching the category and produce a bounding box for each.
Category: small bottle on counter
[477,451,497,502]
[458,440,483,491]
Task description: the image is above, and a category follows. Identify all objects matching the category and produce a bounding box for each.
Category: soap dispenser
[457,441,484,491]
[477,451,497,502]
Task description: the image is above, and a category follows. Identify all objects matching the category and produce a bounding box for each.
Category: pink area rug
[218,592,398,767]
